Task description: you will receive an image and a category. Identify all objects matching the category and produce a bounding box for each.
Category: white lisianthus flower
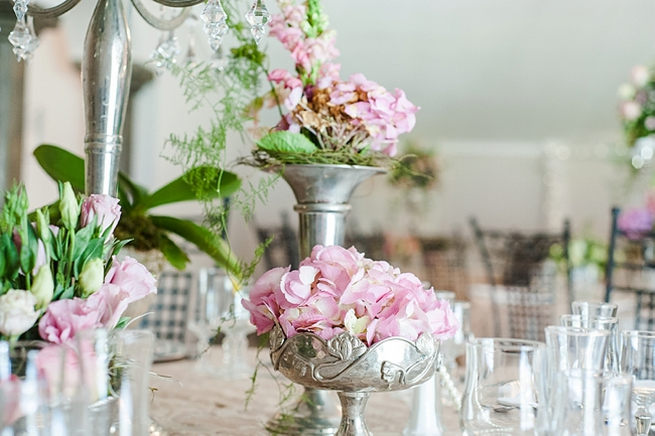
[0,290,39,338]
[618,83,636,100]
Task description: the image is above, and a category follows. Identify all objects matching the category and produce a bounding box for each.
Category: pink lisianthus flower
[104,256,157,302]
[80,194,121,235]
[242,244,458,346]
[618,207,654,239]
[38,298,103,344]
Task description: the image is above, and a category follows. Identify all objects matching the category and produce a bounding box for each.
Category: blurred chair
[605,207,655,330]
[255,212,299,269]
[470,218,571,340]
[345,230,386,260]
[140,270,195,360]
[419,235,470,300]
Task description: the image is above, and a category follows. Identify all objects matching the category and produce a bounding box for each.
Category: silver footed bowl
[269,326,439,436]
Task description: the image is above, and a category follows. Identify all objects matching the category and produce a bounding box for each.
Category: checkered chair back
[140,271,194,342]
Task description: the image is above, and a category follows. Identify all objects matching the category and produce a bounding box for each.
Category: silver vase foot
[265,388,340,435]
[336,392,371,436]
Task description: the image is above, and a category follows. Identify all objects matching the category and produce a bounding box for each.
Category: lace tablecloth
[150,347,460,435]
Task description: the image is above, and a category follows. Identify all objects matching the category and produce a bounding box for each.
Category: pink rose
[38,298,103,344]
[105,256,157,303]
[80,194,121,235]
[87,283,133,329]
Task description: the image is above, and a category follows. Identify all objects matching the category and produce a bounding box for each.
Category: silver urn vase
[265,164,385,435]
[269,326,439,436]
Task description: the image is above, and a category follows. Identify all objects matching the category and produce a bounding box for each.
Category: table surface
[149,346,461,436]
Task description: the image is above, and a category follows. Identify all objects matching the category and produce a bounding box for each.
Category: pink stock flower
[80,194,121,235]
[241,244,458,346]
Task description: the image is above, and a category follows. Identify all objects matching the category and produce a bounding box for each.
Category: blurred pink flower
[618,207,654,239]
[80,194,121,235]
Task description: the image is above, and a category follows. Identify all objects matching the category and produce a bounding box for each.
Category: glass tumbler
[460,338,547,435]
[621,330,655,435]
[552,370,632,436]
[571,301,619,326]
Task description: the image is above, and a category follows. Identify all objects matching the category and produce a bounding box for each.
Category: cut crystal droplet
[201,0,228,52]
[245,0,270,27]
[150,32,179,73]
[13,0,29,21]
[8,20,38,61]
[245,0,270,44]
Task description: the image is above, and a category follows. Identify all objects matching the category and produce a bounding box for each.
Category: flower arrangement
[549,237,607,276]
[0,183,156,343]
[242,244,458,346]
[618,64,655,168]
[250,0,420,166]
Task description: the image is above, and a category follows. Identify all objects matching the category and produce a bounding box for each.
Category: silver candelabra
[7,0,269,196]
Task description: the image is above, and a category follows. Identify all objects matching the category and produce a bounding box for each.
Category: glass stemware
[460,338,547,435]
[192,268,255,379]
[621,330,655,435]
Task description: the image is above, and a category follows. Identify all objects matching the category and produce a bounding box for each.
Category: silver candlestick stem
[82,0,131,196]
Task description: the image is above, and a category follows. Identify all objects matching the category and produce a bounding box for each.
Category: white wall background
[18,0,655,266]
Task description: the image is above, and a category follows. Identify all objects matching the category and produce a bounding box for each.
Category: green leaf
[158,234,190,270]
[144,167,240,209]
[34,145,85,192]
[3,234,19,280]
[256,131,318,154]
[74,239,104,277]
[114,316,131,330]
[150,216,242,280]
[0,235,8,279]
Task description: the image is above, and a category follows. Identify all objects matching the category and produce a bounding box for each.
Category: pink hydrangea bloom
[80,194,121,235]
[242,245,458,346]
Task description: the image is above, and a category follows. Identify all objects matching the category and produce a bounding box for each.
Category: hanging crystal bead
[151,31,179,73]
[12,0,29,21]
[8,18,38,62]
[245,0,270,45]
[201,0,228,52]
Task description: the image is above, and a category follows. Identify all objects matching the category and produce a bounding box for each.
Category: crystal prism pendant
[245,0,270,45]
[201,0,228,52]
[12,0,29,21]
[8,18,38,62]
[151,31,179,73]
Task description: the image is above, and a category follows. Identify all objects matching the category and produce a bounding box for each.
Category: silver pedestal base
[265,388,341,435]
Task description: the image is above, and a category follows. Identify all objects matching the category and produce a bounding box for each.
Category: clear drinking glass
[571,301,619,326]
[460,338,547,435]
[545,326,610,373]
[193,268,254,379]
[112,329,155,436]
[552,370,632,436]
[560,314,584,328]
[621,330,655,435]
